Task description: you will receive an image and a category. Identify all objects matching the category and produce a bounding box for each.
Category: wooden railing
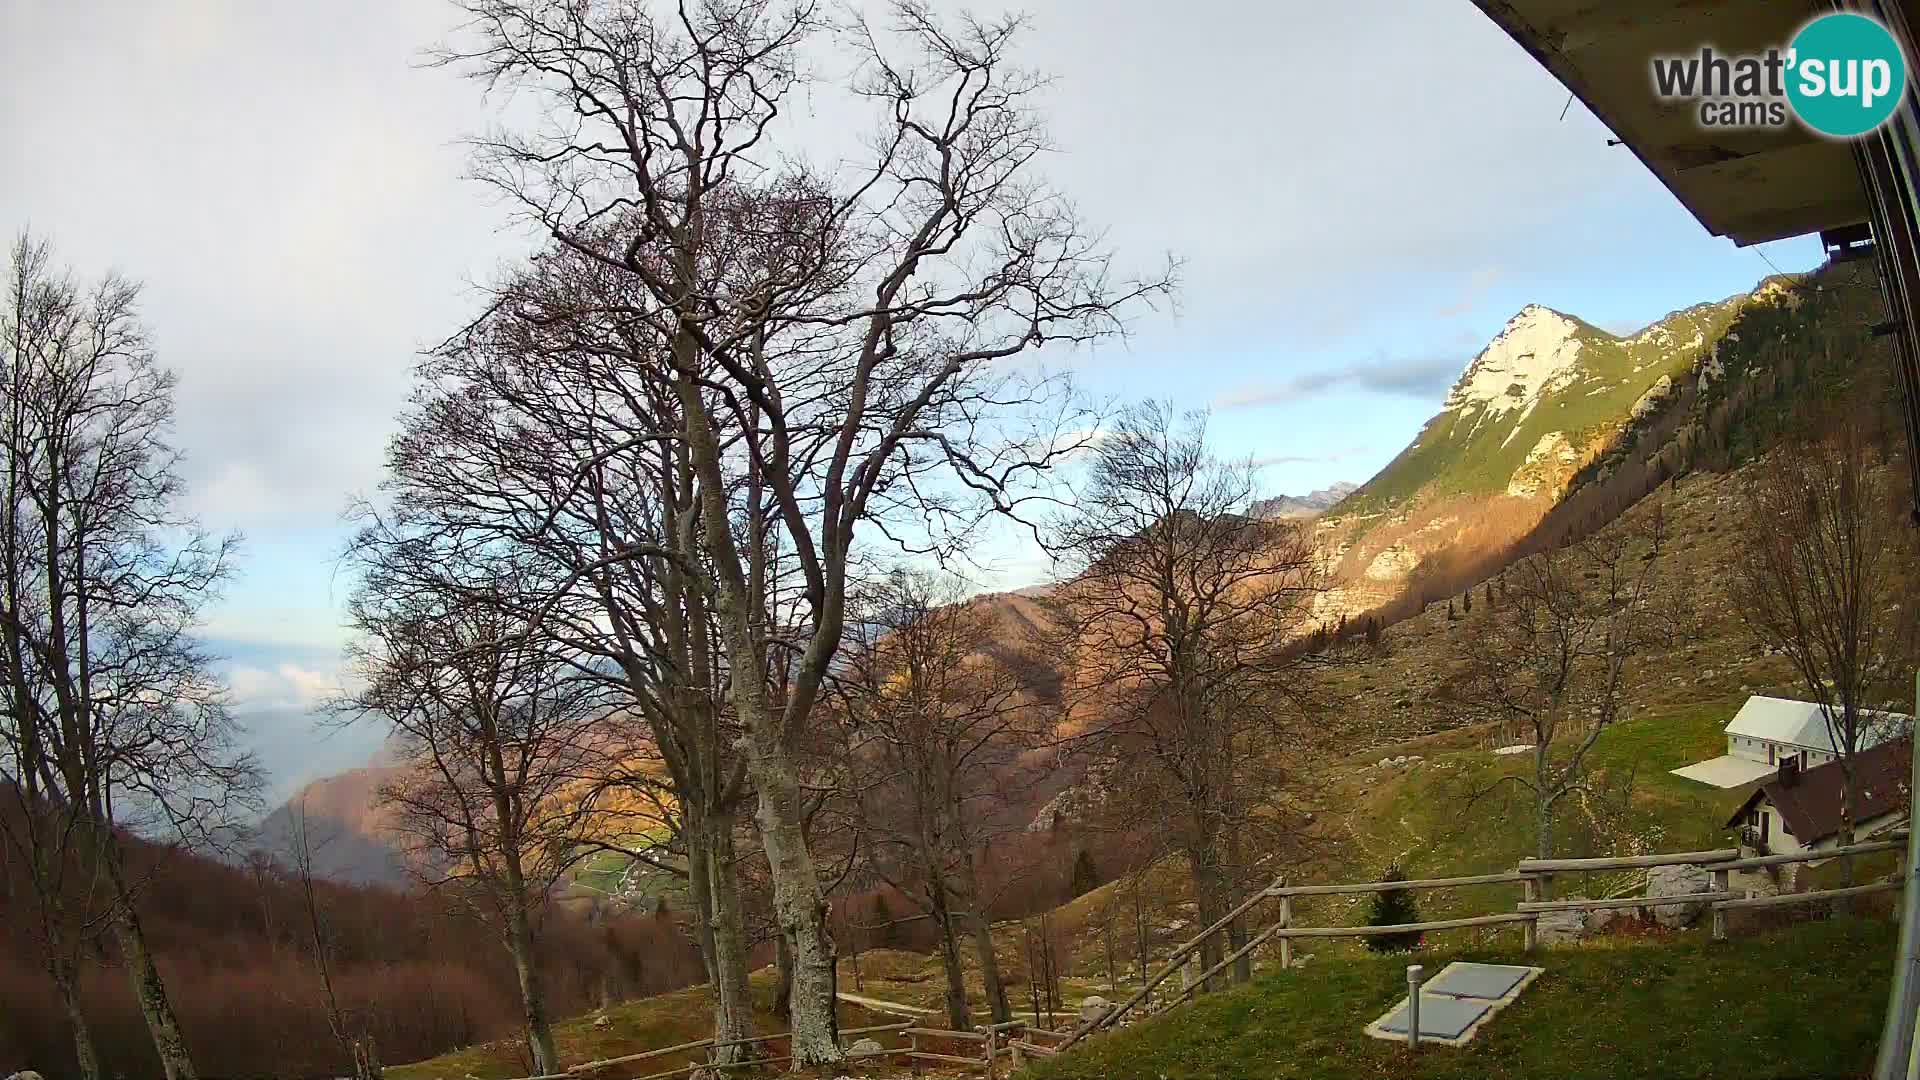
[567,1021,919,1080]
[1064,831,1909,1048]
[528,1017,1038,1080]
[1516,833,1908,942]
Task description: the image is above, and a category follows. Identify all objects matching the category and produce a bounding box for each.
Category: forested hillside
[0,814,704,1079]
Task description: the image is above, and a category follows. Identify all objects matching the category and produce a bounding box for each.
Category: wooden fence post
[1278,894,1293,971]
[1711,867,1729,941]
[985,1026,996,1080]
[1522,877,1537,952]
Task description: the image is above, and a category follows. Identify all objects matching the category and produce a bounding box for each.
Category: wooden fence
[495,1016,1050,1080]
[1062,830,1909,1047]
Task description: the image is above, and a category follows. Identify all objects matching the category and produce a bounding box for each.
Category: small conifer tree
[1070,849,1100,898]
[1462,588,1473,615]
[1365,864,1423,952]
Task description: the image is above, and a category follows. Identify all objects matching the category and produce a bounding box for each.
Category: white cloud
[1215,356,1462,410]
[1249,446,1372,468]
[228,663,343,712]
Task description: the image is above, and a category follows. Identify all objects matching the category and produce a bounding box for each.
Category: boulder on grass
[847,1037,886,1055]
[1534,907,1588,946]
[1645,863,1713,928]
[1077,996,1112,1024]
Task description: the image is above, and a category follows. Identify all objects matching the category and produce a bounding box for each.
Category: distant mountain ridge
[253,765,412,886]
[1251,481,1358,519]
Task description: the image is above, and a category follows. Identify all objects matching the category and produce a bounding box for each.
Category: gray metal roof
[1724,695,1909,755]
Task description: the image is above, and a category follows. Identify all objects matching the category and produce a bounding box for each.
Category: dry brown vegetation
[0,814,706,1079]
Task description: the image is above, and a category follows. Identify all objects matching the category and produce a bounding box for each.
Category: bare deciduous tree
[835,569,1044,1027]
[1732,431,1916,877]
[285,799,383,1079]
[430,1,1171,1060]
[1046,401,1323,991]
[1453,509,1670,861]
[0,232,258,1080]
[366,235,795,1062]
[340,570,605,1077]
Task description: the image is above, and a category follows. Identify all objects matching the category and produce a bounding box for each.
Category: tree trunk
[114,905,197,1080]
[1836,766,1858,914]
[968,909,1010,1025]
[672,306,842,1067]
[704,809,756,1064]
[49,952,101,1080]
[504,903,559,1075]
[685,808,721,989]
[1226,826,1250,984]
[772,927,793,1020]
[1537,800,1554,862]
[1226,908,1250,985]
[1103,910,1116,992]
[929,878,972,1031]
[959,852,1010,1024]
[1189,846,1226,995]
[1133,881,1148,986]
[102,840,197,1080]
[744,751,840,1063]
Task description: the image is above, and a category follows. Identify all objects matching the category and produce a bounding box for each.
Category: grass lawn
[1019,917,1896,1080]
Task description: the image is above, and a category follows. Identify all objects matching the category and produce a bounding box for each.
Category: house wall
[1729,735,1798,765]
[1729,735,1773,764]
[1726,735,1842,768]
[1761,805,1804,856]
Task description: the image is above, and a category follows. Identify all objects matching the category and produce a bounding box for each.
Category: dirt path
[836,991,935,1018]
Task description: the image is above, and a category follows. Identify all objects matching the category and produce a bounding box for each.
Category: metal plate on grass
[1374,995,1489,1040]
[1423,962,1534,1000]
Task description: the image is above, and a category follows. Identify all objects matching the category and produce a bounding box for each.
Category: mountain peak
[1445,305,1594,416]
[1251,481,1359,520]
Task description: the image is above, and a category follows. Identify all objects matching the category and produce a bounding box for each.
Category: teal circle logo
[1787,13,1907,137]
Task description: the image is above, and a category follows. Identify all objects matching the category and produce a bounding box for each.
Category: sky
[0,0,1826,801]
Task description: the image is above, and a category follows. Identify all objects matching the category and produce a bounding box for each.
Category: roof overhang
[1466,1,1910,246]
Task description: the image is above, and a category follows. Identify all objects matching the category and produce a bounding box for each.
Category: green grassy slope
[1020,918,1894,1080]
[1310,696,1749,939]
